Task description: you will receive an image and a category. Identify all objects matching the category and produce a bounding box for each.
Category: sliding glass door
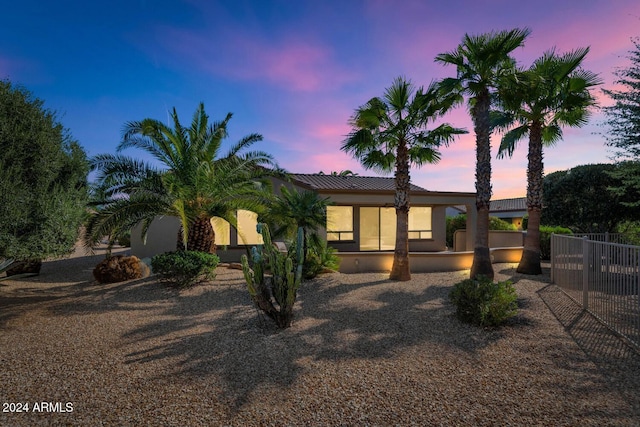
[360,207,396,250]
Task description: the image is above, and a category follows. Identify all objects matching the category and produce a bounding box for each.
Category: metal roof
[489,197,527,212]
[290,174,429,193]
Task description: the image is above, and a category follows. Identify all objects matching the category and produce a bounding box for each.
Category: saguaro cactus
[241,223,304,328]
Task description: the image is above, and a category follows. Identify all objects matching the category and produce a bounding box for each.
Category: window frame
[326,205,355,242]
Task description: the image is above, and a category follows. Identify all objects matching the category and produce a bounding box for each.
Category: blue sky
[2,0,638,198]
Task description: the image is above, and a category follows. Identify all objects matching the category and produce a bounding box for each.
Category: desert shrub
[93,255,150,284]
[539,225,573,260]
[301,238,340,279]
[449,275,518,327]
[151,250,219,288]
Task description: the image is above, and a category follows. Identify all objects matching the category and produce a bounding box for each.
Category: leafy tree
[602,37,640,160]
[0,80,88,274]
[86,103,280,253]
[602,37,640,207]
[495,47,600,274]
[436,28,531,279]
[342,76,466,281]
[542,164,639,233]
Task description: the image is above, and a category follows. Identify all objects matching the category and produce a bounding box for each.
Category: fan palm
[495,47,601,274]
[264,185,332,263]
[86,103,280,253]
[435,28,531,279]
[342,76,466,281]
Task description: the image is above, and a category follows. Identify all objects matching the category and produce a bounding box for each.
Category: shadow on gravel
[110,268,534,412]
[538,284,640,417]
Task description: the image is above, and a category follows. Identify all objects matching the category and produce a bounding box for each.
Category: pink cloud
[159,26,357,92]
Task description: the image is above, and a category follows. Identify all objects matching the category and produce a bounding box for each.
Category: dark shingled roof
[490,197,527,212]
[291,174,429,192]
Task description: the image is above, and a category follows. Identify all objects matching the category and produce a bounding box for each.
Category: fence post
[550,233,555,284]
[583,236,589,310]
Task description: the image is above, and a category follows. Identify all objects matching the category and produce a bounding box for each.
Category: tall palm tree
[86,103,280,253]
[342,76,466,281]
[435,28,531,279]
[495,47,601,274]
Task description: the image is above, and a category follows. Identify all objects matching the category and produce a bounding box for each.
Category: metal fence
[551,233,640,348]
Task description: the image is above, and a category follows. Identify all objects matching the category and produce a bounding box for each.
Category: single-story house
[130,174,522,272]
[446,197,527,230]
[490,197,527,229]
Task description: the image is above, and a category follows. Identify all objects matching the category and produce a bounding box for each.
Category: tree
[0,80,89,275]
[542,164,640,233]
[602,37,640,160]
[495,47,600,274]
[435,28,531,279]
[602,37,640,208]
[261,185,333,279]
[86,103,280,253]
[263,185,332,258]
[342,77,466,281]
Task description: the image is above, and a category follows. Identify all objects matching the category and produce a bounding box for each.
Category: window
[408,207,432,239]
[211,217,231,245]
[237,210,263,245]
[326,206,354,241]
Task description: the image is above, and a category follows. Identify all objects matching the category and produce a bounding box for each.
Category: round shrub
[93,255,150,284]
[449,275,518,327]
[151,250,219,288]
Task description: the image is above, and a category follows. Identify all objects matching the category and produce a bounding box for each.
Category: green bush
[446,214,468,248]
[303,238,341,279]
[151,250,219,288]
[449,275,518,327]
[539,225,573,260]
[489,216,517,231]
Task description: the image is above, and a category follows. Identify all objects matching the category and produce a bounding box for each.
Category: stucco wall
[337,247,522,273]
[130,216,180,259]
[453,230,525,252]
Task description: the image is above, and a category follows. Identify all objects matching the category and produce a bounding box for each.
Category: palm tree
[264,185,332,263]
[495,47,601,274]
[86,103,280,253]
[342,76,466,281]
[435,28,531,280]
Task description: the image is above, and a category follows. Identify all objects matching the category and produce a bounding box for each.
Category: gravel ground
[1,248,639,426]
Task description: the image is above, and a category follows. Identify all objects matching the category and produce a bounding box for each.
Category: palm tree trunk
[470,89,494,280]
[176,216,217,253]
[390,141,411,281]
[517,122,543,274]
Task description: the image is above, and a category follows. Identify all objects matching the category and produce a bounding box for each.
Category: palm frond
[497,124,529,158]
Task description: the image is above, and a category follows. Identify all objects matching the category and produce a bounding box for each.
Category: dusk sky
[2,0,638,199]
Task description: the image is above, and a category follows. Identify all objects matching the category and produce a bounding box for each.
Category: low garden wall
[337,247,523,274]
